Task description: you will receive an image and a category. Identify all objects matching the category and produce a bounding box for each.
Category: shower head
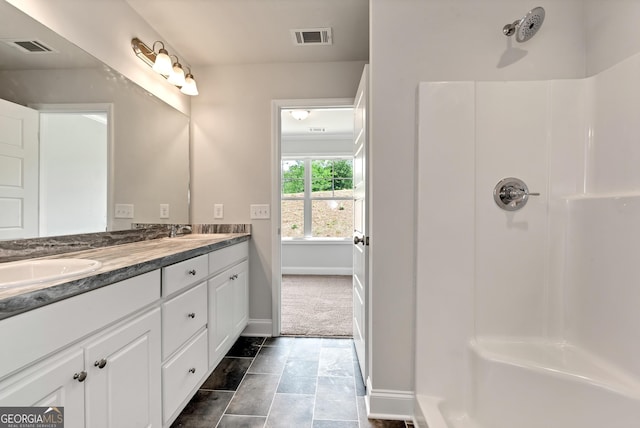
[503,6,545,43]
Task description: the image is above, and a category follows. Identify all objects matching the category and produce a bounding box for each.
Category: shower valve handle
[493,178,540,211]
[501,186,540,200]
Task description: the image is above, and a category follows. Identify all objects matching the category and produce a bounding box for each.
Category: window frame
[281,156,353,240]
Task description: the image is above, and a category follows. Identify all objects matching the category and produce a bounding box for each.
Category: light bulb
[167,62,186,87]
[180,73,199,96]
[152,48,172,75]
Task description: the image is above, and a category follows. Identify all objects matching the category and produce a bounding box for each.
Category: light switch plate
[160,204,170,219]
[250,204,270,219]
[214,204,224,219]
[115,204,134,219]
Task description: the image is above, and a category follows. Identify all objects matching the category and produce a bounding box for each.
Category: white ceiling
[281,108,353,139]
[125,0,369,66]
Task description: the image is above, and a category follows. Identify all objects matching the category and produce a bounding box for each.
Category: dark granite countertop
[0,233,250,320]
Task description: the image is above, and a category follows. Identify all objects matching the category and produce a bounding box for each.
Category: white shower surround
[415,52,640,428]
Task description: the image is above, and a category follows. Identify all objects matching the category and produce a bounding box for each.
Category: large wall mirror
[0,1,190,240]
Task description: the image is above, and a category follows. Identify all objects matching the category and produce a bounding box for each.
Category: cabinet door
[208,270,234,367]
[232,261,249,336]
[84,308,161,428]
[0,347,85,427]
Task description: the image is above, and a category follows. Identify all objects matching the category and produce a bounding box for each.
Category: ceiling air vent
[309,127,326,133]
[291,28,332,46]
[2,39,56,53]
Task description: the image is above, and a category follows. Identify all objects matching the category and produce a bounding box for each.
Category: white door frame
[270,98,355,337]
[30,103,114,231]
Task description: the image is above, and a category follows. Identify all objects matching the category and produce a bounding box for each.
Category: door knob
[354,235,365,245]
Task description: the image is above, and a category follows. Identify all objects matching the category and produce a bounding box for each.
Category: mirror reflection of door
[0,99,39,240]
[39,110,108,237]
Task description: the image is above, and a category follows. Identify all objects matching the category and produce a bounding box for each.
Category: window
[281,158,353,238]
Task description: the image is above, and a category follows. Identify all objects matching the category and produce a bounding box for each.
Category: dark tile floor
[172,336,414,428]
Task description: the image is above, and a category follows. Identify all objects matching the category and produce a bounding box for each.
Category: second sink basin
[0,258,103,289]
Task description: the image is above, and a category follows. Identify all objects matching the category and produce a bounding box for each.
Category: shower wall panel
[565,195,640,380]
[474,82,549,338]
[416,81,475,410]
[587,53,640,194]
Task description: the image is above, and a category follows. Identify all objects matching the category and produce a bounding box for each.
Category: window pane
[334,179,353,198]
[282,179,304,196]
[282,160,304,195]
[333,159,353,179]
[312,200,353,238]
[282,200,304,238]
[311,180,333,198]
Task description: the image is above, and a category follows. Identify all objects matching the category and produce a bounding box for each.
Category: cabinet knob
[187,312,196,319]
[94,359,108,369]
[188,368,196,374]
[187,269,197,276]
[230,274,238,280]
[73,371,87,382]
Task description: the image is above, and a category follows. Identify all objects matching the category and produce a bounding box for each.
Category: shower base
[416,338,640,428]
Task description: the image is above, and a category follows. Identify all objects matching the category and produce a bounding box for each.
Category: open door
[352,65,368,381]
[0,99,39,239]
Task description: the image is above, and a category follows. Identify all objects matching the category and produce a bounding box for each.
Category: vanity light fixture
[167,55,186,87]
[181,67,199,96]
[290,110,310,121]
[151,41,172,75]
[131,37,198,96]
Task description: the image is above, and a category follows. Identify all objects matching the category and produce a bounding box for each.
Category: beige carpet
[281,275,353,337]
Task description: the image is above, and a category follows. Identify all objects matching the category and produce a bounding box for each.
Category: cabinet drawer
[162,329,208,423]
[209,241,248,275]
[162,282,207,359]
[162,254,208,296]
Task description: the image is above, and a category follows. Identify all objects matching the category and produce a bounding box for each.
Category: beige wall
[190,61,366,320]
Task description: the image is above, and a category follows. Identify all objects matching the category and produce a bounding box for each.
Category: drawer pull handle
[187,312,196,319]
[73,371,87,382]
[94,359,108,369]
[187,269,197,276]
[188,368,196,374]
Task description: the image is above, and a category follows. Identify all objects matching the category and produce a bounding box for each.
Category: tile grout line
[257,337,286,427]
[214,337,267,428]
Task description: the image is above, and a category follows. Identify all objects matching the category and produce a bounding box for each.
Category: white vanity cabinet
[0,348,86,427]
[0,270,161,428]
[160,256,209,425]
[84,308,161,428]
[208,241,249,368]
[0,236,250,428]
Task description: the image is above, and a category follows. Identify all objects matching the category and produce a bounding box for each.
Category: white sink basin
[0,258,102,289]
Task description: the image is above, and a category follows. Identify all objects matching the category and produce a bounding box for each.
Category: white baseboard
[241,319,273,337]
[366,377,414,420]
[282,267,353,275]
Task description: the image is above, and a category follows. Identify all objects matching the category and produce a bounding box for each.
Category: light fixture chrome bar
[131,37,156,68]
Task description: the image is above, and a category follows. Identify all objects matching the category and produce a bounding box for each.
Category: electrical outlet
[160,204,170,219]
[214,204,224,219]
[250,204,270,219]
[115,204,134,219]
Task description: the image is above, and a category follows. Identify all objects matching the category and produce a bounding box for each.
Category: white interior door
[353,65,369,381]
[0,98,39,239]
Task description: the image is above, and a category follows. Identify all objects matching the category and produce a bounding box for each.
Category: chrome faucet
[170,224,192,238]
